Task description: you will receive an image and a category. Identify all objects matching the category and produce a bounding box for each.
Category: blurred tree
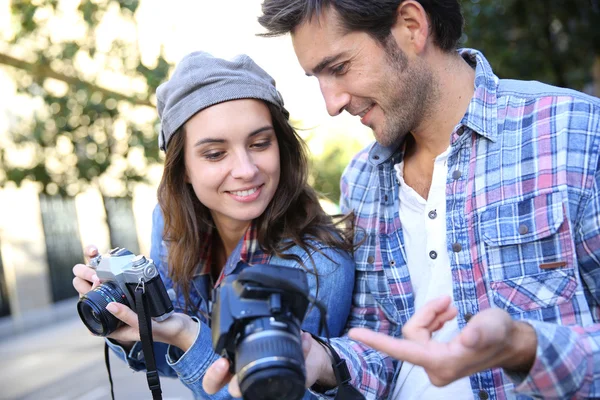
[462,0,600,96]
[299,119,370,205]
[0,0,171,197]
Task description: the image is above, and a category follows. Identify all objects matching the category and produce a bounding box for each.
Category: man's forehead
[290,8,349,74]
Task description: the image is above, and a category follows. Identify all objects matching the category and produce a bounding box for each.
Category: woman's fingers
[84,244,99,260]
[72,263,100,296]
[105,302,141,342]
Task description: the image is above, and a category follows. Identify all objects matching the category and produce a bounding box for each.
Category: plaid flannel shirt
[329,49,600,400]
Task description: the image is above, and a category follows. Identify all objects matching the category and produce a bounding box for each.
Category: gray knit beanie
[156,51,289,151]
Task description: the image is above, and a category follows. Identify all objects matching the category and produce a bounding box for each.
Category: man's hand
[348,295,537,387]
[202,331,335,397]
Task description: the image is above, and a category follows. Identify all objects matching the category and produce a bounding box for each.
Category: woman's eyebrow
[248,125,274,138]
[193,125,274,147]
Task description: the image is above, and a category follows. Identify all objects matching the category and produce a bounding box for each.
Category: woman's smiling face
[183,99,280,231]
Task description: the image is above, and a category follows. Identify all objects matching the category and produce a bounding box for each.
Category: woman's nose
[230,152,259,180]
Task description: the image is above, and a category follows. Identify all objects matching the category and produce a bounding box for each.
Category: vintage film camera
[212,264,311,400]
[77,247,174,336]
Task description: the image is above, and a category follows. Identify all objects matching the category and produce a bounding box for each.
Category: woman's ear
[390,0,430,54]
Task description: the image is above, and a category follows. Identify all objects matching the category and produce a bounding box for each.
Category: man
[204,1,600,399]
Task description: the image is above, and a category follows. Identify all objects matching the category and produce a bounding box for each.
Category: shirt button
[518,224,529,235]
[428,210,437,219]
[372,155,380,160]
[464,312,474,323]
[452,242,462,252]
[367,255,375,264]
[429,250,437,260]
[478,390,489,400]
[452,170,462,180]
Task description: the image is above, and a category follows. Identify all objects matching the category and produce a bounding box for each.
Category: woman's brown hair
[157,102,354,310]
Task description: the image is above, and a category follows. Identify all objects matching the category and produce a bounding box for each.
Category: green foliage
[0,0,172,197]
[462,0,600,91]
[310,146,347,204]
[301,123,369,205]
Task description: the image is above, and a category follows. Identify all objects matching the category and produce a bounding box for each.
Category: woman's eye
[204,151,225,160]
[251,140,271,149]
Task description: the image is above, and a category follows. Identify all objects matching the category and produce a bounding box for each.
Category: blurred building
[0,182,158,338]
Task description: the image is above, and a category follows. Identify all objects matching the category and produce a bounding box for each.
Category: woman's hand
[72,245,199,352]
[105,304,199,352]
[72,245,100,296]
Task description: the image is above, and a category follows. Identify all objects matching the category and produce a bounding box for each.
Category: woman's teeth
[230,187,258,197]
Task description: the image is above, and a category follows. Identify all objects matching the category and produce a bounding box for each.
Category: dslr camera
[77,247,174,336]
[212,264,310,400]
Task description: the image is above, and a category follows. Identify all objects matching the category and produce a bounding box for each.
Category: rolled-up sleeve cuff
[106,338,145,370]
[166,318,220,384]
[506,320,588,399]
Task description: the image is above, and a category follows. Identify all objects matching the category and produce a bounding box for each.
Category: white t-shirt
[391,148,472,400]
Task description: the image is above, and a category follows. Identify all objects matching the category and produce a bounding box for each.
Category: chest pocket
[477,191,578,315]
[353,232,403,328]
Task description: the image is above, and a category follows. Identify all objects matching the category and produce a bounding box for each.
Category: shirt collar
[367,48,500,165]
[458,48,499,143]
[204,222,270,287]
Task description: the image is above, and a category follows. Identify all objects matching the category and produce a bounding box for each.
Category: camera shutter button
[132,255,147,267]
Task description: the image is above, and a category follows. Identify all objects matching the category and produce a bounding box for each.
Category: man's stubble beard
[375,38,437,147]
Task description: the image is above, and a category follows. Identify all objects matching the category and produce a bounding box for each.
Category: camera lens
[77,281,129,336]
[235,321,306,400]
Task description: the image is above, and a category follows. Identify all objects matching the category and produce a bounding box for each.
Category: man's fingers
[459,309,512,350]
[203,358,232,394]
[426,305,458,332]
[405,295,453,331]
[348,328,431,367]
[228,375,242,398]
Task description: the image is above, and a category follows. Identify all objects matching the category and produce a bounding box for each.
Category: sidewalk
[0,313,193,400]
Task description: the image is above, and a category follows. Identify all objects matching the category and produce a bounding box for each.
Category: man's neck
[402,51,475,200]
[410,52,475,158]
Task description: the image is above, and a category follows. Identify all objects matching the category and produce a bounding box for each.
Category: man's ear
[390,0,430,54]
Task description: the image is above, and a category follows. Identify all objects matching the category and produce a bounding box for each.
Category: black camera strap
[308,299,365,400]
[135,285,163,400]
[309,333,365,400]
[104,341,115,399]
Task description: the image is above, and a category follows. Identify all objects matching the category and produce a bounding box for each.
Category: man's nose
[319,80,351,117]
[230,152,259,180]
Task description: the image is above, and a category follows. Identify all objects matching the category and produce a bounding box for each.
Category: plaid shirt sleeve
[309,158,399,400]
[508,321,600,400]
[327,308,399,399]
[509,120,600,399]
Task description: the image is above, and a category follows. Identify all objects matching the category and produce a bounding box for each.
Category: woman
[72,51,355,399]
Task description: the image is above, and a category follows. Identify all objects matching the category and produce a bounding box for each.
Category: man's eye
[330,63,348,75]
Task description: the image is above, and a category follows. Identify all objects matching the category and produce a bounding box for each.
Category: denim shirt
[107,205,355,399]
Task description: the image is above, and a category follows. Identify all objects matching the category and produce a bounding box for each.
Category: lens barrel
[77,281,129,336]
[235,324,306,400]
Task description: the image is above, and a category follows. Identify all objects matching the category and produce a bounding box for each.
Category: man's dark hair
[259,0,463,52]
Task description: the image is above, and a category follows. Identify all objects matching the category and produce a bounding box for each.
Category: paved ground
[0,316,194,400]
